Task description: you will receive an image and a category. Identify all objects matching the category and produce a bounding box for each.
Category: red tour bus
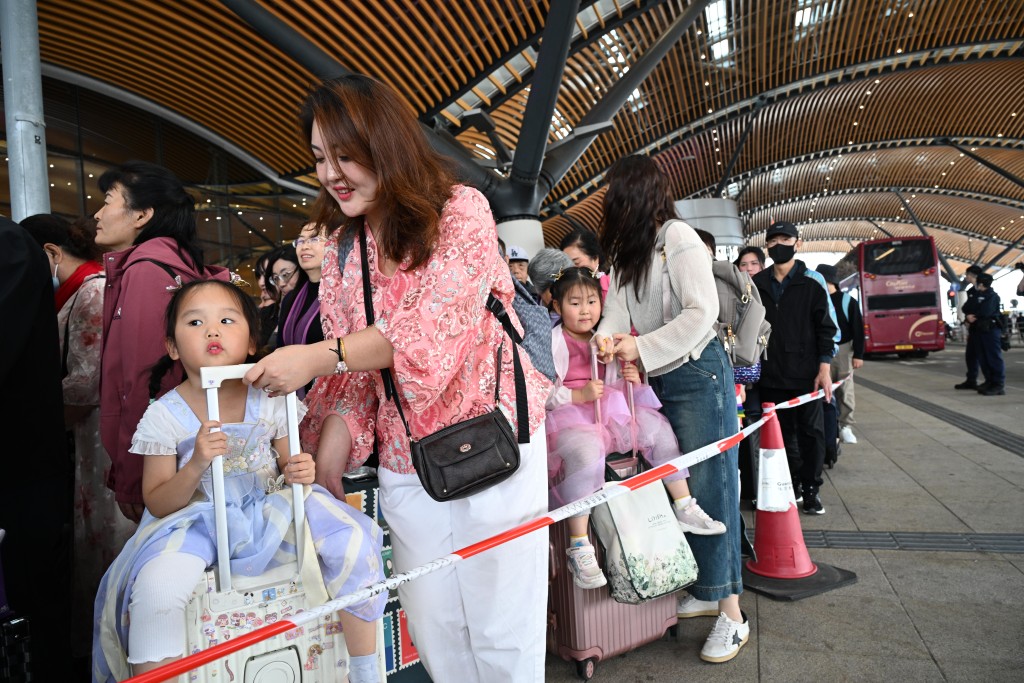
[838,236,945,357]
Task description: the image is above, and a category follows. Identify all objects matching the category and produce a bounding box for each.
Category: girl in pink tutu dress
[546,267,725,589]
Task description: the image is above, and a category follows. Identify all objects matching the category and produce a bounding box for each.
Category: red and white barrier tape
[125,375,847,682]
[771,375,848,411]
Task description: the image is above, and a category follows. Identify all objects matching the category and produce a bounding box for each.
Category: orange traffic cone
[741,403,857,601]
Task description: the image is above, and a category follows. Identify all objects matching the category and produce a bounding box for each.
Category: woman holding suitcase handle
[594,154,749,664]
[244,75,552,682]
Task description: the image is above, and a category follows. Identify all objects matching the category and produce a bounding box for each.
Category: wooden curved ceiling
[29,0,1024,270]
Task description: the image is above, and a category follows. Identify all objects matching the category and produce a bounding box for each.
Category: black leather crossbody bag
[358,229,527,502]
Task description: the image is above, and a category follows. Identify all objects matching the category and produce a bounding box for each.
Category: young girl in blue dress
[545,268,725,590]
[92,279,386,682]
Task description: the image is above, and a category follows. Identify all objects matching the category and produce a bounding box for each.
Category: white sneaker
[566,545,607,589]
[677,594,719,618]
[675,499,727,535]
[839,426,857,444]
[699,612,750,663]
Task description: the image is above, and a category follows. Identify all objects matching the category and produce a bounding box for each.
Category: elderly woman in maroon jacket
[94,161,230,522]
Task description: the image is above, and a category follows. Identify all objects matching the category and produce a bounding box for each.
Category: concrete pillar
[497,218,547,261]
[1,0,50,220]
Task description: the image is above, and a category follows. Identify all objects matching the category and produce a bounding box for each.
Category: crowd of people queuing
[3,72,901,681]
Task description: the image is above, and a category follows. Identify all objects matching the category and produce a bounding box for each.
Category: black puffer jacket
[753,260,837,389]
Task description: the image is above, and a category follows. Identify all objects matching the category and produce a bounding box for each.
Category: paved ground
[545,344,1024,682]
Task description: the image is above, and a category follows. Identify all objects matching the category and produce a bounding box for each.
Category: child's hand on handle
[188,420,227,474]
[611,333,639,362]
[620,361,641,384]
[581,379,604,402]
[283,452,316,486]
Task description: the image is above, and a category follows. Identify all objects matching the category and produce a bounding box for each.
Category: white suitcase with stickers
[181,364,385,682]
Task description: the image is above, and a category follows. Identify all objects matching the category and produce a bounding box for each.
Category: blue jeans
[649,338,743,603]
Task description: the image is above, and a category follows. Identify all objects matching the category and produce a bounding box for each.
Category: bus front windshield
[862,240,934,276]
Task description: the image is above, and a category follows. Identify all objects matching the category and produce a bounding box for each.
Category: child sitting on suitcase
[92,279,386,683]
[546,268,725,589]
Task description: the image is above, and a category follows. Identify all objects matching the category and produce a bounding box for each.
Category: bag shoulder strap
[129,257,181,281]
[359,228,529,444]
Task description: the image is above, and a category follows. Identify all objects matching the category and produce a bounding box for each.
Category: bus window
[863,240,934,275]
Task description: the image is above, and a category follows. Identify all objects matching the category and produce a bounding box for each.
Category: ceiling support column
[1,0,50,221]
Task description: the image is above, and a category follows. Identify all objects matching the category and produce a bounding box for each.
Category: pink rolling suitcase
[546,353,679,680]
[181,364,386,682]
[546,458,679,680]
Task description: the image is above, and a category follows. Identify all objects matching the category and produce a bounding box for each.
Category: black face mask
[767,243,796,265]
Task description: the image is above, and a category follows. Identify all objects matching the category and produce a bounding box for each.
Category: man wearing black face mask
[753,221,838,515]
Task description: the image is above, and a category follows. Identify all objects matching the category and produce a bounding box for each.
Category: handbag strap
[358,227,529,444]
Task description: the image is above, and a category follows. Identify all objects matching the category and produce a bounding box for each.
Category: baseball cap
[766,221,799,240]
[815,264,840,285]
[507,245,530,262]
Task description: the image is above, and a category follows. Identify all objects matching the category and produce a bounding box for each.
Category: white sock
[348,653,379,683]
[673,495,693,510]
[569,534,589,547]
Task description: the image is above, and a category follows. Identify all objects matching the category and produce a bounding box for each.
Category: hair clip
[229,272,250,288]
[551,268,566,281]
[165,275,184,292]
[589,268,600,279]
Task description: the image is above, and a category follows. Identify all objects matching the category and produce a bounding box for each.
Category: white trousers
[379,429,548,683]
[127,552,207,664]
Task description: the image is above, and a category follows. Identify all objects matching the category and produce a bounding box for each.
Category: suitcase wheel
[575,657,596,680]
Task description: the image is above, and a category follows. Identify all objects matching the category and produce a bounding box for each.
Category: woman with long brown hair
[595,154,747,664]
[245,74,551,682]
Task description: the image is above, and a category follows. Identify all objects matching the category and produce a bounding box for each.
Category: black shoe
[955,380,980,390]
[802,491,825,515]
[975,382,993,393]
[980,385,1005,396]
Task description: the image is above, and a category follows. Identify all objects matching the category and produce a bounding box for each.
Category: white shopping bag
[756,447,796,512]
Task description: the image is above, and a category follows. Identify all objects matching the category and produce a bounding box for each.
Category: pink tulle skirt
[547,382,688,510]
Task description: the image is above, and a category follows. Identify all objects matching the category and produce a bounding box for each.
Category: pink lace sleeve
[373,187,499,413]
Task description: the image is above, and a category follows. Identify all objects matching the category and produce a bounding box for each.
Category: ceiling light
[704,81,710,86]
[896,48,903,54]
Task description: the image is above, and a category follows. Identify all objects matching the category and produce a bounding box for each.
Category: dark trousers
[738,385,761,501]
[965,329,981,383]
[759,386,826,493]
[976,327,1006,386]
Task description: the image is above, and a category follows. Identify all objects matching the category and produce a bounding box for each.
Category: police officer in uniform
[954,265,984,390]
[963,273,1005,395]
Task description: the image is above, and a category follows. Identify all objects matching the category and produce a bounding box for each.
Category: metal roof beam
[221,0,499,195]
[541,0,712,196]
[940,138,1024,191]
[893,188,960,283]
[716,98,766,196]
[492,0,580,215]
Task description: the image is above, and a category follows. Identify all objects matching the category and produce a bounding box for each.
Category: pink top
[314,185,550,474]
[562,332,592,389]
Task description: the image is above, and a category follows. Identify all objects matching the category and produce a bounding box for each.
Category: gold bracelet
[331,337,348,374]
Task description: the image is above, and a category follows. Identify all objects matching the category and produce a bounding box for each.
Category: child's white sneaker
[700,611,750,663]
[566,545,607,589]
[675,499,727,535]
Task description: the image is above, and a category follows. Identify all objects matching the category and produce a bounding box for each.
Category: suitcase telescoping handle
[200,364,305,592]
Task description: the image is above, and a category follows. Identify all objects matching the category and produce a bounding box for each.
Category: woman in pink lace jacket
[245,74,551,683]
